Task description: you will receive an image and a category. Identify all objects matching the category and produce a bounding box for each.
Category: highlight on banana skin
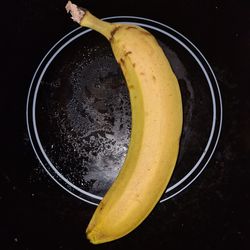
[66,1,183,244]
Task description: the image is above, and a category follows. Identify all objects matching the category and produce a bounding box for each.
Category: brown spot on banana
[109,26,121,42]
[124,51,132,57]
[125,26,137,30]
[98,201,105,211]
[119,58,125,66]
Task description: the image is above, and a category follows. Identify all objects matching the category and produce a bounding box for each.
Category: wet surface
[37,47,131,195]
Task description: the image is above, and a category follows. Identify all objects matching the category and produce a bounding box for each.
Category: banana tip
[86,227,110,245]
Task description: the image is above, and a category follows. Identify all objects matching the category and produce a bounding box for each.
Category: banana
[66,1,183,244]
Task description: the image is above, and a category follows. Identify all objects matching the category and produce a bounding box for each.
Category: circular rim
[26,16,223,206]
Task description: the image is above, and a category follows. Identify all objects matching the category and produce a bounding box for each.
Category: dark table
[1,0,250,249]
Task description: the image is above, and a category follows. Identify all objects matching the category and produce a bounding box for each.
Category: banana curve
[66,2,183,244]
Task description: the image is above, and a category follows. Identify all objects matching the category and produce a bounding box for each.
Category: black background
[1,0,250,249]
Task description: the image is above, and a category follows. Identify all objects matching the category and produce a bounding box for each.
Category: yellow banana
[66,1,183,244]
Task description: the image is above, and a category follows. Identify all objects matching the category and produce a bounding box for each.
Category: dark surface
[1,0,250,249]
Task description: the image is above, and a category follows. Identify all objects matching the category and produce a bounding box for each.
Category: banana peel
[66,1,183,244]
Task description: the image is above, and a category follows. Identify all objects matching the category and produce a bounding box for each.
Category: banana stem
[65,1,85,23]
[65,1,115,40]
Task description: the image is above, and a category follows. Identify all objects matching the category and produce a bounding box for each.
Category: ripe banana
[66,1,183,244]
